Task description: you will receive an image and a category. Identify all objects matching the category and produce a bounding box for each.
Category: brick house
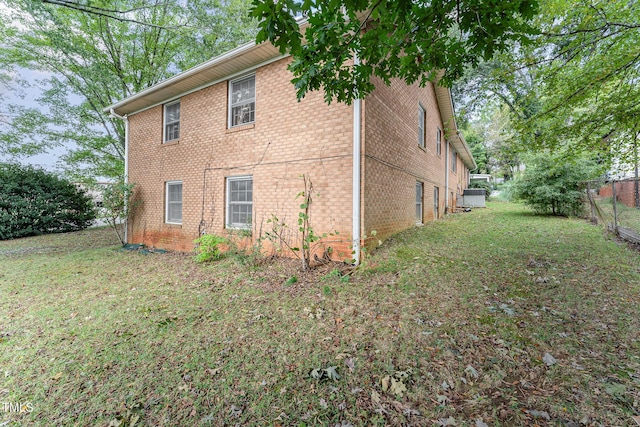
[105,39,476,263]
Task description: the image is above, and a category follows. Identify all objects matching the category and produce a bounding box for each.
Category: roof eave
[433,76,477,170]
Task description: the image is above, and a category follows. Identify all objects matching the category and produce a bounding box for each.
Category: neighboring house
[105,39,476,263]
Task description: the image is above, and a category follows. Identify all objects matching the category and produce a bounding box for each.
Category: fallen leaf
[310,368,323,379]
[325,366,340,381]
[344,358,355,372]
[389,378,407,397]
[632,416,640,426]
[542,353,557,366]
[475,419,488,427]
[464,365,479,379]
[528,409,551,420]
[381,375,390,392]
[435,416,457,426]
[371,390,381,404]
[319,398,328,409]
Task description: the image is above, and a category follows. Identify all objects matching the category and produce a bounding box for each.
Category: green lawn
[1,203,639,426]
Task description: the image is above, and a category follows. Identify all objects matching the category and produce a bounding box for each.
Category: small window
[418,105,425,148]
[226,176,253,229]
[434,186,439,219]
[436,128,442,156]
[416,182,423,224]
[229,74,256,127]
[164,101,180,142]
[166,181,182,224]
[452,148,458,173]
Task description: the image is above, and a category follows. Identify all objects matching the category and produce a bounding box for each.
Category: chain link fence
[583,177,640,244]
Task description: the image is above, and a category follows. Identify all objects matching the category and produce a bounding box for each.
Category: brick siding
[126,57,470,257]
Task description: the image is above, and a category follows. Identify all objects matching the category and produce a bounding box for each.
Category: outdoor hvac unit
[456,189,486,208]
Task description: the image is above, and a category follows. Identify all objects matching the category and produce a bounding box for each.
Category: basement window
[416,182,423,224]
[226,176,253,229]
[166,181,182,224]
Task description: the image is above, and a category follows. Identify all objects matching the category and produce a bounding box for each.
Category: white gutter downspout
[109,108,129,243]
[444,141,449,214]
[352,53,362,266]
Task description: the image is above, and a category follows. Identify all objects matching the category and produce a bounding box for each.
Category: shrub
[0,163,96,240]
[511,153,602,216]
[193,234,229,263]
[100,180,139,246]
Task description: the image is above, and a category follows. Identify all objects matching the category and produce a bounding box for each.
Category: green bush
[193,234,229,263]
[0,163,96,240]
[511,153,602,216]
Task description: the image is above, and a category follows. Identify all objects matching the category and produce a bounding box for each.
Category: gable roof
[104,37,476,170]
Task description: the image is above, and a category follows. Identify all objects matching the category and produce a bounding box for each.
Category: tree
[100,180,139,246]
[457,112,489,174]
[0,0,256,179]
[512,151,603,216]
[250,0,539,104]
[454,0,639,167]
[0,163,96,240]
[528,0,640,164]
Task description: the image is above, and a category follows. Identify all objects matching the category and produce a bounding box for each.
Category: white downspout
[352,53,362,266]
[444,141,449,214]
[109,108,129,243]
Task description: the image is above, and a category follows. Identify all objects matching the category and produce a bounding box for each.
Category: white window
[416,182,423,224]
[436,128,442,156]
[164,101,180,142]
[226,176,253,229]
[434,186,439,219]
[452,148,458,173]
[418,105,425,148]
[166,181,182,224]
[229,74,255,127]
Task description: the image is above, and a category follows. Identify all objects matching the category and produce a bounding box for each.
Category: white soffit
[105,41,283,116]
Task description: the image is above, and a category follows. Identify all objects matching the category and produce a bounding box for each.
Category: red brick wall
[599,179,640,208]
[362,77,468,241]
[126,57,470,257]
[127,57,355,259]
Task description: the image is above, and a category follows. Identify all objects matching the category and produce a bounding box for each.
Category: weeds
[1,202,639,426]
[193,233,228,263]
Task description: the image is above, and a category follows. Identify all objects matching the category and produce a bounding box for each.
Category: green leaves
[0,163,96,240]
[252,0,539,104]
[0,0,258,179]
[512,150,604,216]
[309,365,340,381]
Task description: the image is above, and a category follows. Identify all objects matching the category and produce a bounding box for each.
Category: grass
[591,196,640,233]
[1,203,639,426]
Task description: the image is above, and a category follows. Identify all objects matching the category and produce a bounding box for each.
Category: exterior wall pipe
[352,53,362,266]
[109,108,129,243]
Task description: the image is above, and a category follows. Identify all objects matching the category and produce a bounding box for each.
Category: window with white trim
[436,127,442,156]
[452,148,458,173]
[165,181,182,224]
[164,101,180,142]
[434,186,439,219]
[226,176,253,229]
[229,74,255,127]
[416,182,423,224]
[418,105,425,148]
